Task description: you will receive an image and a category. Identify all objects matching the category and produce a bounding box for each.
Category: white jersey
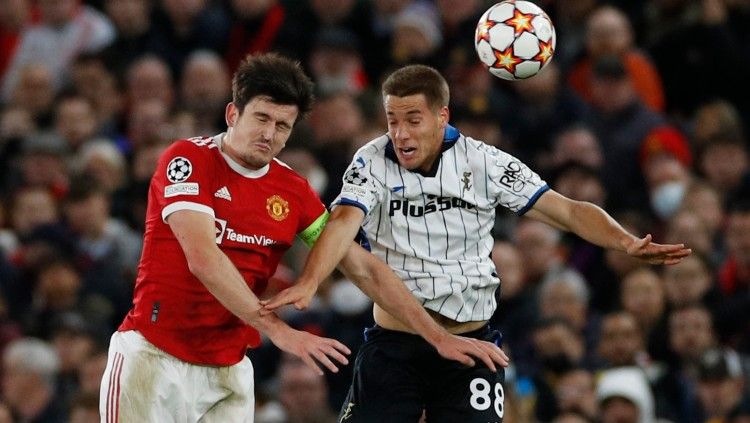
[334,125,548,322]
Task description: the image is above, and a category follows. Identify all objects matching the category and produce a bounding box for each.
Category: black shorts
[338,324,505,423]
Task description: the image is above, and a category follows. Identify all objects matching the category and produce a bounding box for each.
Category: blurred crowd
[0,0,748,422]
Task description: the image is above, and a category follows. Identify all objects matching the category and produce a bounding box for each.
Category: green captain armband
[298,211,329,247]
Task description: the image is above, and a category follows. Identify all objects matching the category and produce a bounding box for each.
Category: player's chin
[244,153,273,169]
[396,153,421,170]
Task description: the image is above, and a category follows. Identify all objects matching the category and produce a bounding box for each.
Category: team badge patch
[343,157,368,186]
[266,195,290,221]
[166,156,193,183]
[343,168,367,186]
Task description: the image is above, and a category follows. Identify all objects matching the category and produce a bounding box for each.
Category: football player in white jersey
[263,64,691,422]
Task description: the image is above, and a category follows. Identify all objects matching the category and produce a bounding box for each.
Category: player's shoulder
[462,135,504,158]
[164,136,220,157]
[271,158,308,184]
[353,134,390,161]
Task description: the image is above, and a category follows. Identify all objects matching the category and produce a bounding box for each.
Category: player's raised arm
[524,189,692,264]
[168,209,350,375]
[261,204,365,312]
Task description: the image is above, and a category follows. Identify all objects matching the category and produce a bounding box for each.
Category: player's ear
[439,106,449,128]
[225,102,238,128]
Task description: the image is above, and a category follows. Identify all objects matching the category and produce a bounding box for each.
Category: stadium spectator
[505,62,591,166]
[596,366,657,423]
[548,0,598,69]
[125,98,171,152]
[8,186,59,241]
[0,0,33,83]
[532,318,589,421]
[569,5,665,112]
[147,0,229,77]
[698,134,749,199]
[7,63,56,126]
[553,163,606,207]
[277,356,338,423]
[68,392,100,423]
[596,311,648,369]
[658,304,718,422]
[76,346,107,397]
[53,94,100,153]
[68,54,123,139]
[692,99,746,149]
[662,253,718,309]
[649,0,750,129]
[538,268,598,352]
[1,337,65,423]
[179,50,231,135]
[555,368,598,421]
[718,198,750,299]
[224,0,302,73]
[589,54,665,211]
[1,0,114,101]
[390,1,443,67]
[308,28,368,96]
[696,347,750,422]
[620,267,669,361]
[640,126,693,222]
[101,0,156,78]
[125,55,175,111]
[549,124,604,171]
[76,140,130,219]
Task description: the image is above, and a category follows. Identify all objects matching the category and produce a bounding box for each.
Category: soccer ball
[474,0,556,80]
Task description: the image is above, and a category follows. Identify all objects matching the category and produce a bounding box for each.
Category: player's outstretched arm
[525,189,692,264]
[337,242,510,371]
[168,209,350,375]
[261,205,365,313]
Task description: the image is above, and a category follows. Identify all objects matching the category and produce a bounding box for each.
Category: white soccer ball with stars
[474,0,556,80]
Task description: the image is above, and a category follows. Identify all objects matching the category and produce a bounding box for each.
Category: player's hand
[260,280,317,315]
[269,328,351,376]
[624,234,692,265]
[432,334,510,372]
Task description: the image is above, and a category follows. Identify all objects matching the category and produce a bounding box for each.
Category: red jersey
[119,134,326,365]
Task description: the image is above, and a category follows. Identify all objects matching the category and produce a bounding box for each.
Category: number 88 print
[469,377,505,418]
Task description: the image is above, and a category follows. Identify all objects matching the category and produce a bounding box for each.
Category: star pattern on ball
[534,39,554,65]
[492,47,523,74]
[475,19,496,44]
[503,8,536,36]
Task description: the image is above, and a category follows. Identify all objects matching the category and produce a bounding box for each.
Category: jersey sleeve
[153,140,217,222]
[332,151,384,216]
[486,147,549,215]
[296,180,328,247]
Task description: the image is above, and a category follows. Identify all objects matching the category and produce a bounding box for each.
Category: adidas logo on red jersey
[214,186,232,201]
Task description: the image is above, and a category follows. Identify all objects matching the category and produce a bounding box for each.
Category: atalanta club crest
[266,195,289,221]
[167,156,192,183]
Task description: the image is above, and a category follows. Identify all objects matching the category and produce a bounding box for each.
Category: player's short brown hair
[232,53,314,120]
[382,65,449,111]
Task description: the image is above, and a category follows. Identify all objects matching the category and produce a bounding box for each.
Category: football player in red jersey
[99,53,509,422]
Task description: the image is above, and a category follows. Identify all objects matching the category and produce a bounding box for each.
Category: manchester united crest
[266,195,289,221]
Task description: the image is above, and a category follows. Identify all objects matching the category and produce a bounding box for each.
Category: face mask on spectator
[650,181,686,220]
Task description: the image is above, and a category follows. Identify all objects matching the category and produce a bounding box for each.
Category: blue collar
[384,124,460,177]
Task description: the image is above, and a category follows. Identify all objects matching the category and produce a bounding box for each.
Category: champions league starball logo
[167,157,193,183]
[343,157,368,186]
[344,168,368,185]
